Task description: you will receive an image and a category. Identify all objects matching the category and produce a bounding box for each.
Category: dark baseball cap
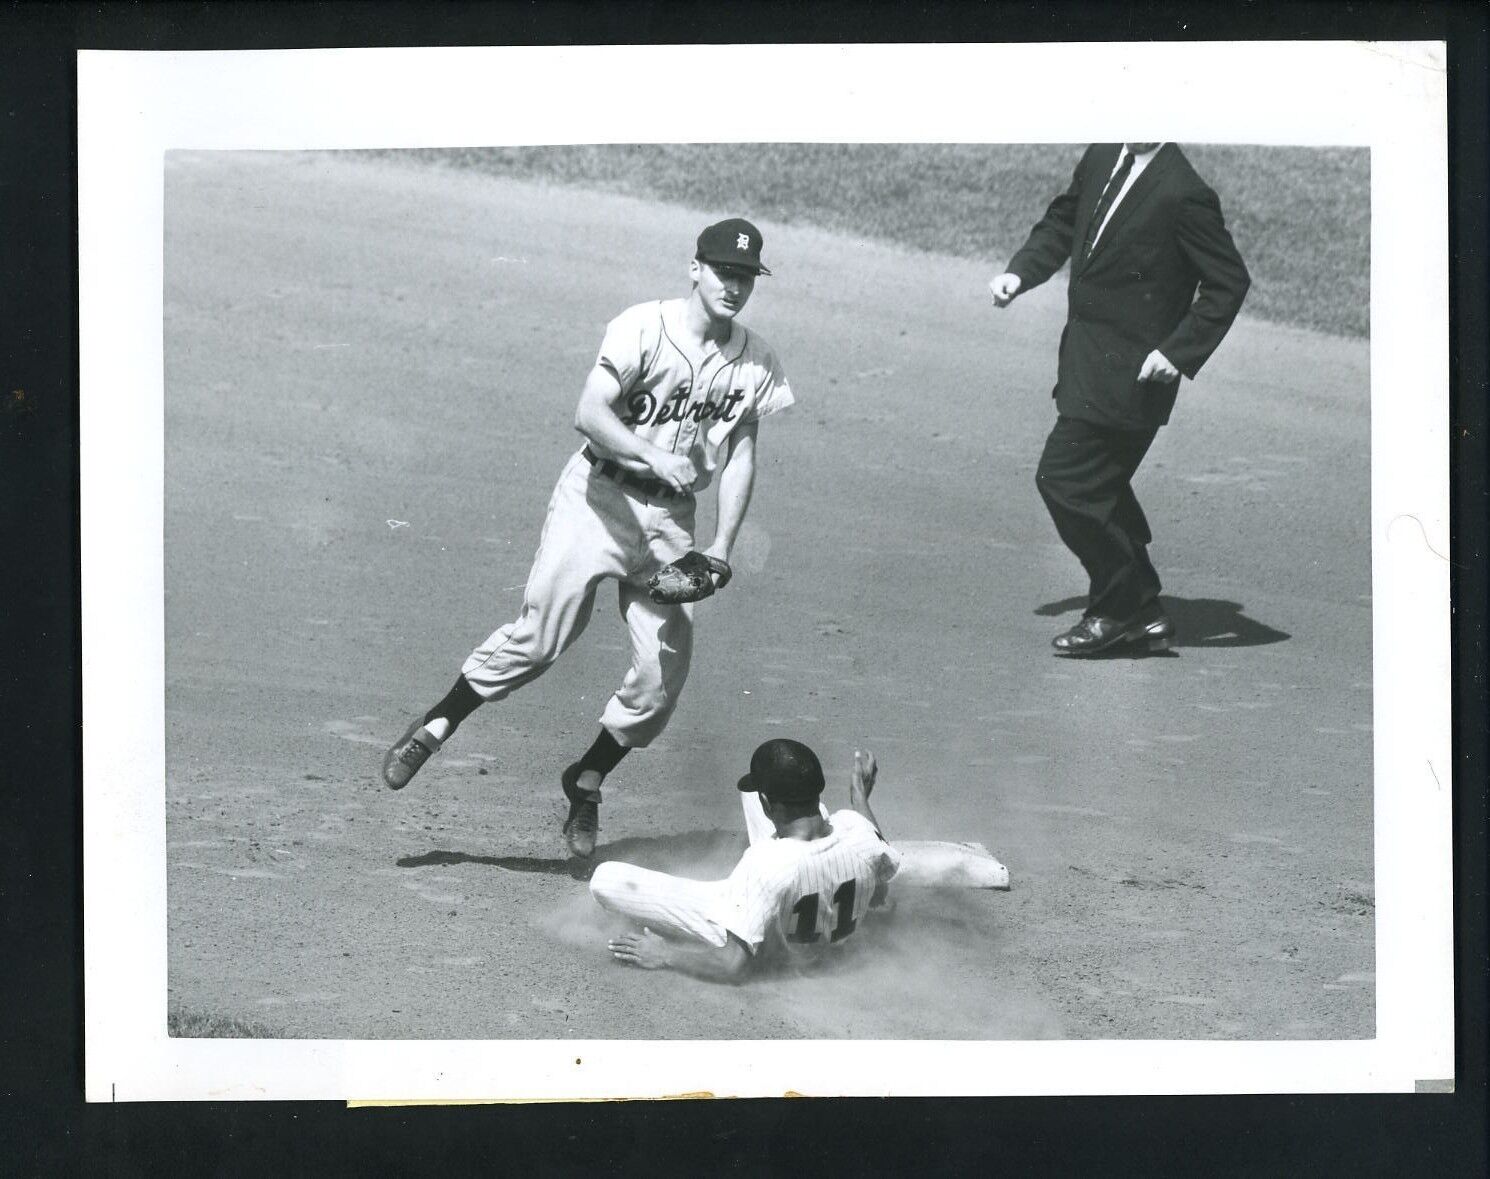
[695,218,772,276]
[737,738,824,803]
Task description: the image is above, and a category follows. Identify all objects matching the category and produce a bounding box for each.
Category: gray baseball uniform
[461,298,792,747]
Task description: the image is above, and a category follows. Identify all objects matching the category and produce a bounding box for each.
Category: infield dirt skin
[163,152,1373,1041]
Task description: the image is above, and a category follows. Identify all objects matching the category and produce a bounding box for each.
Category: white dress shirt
[1090,142,1166,249]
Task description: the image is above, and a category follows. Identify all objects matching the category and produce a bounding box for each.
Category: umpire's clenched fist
[988,272,1022,307]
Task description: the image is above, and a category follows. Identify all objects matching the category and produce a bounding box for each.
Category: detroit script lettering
[622,386,746,428]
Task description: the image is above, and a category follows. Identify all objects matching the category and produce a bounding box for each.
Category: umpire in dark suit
[990,142,1250,656]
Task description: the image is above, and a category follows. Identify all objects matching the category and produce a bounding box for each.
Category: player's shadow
[395,828,744,880]
[1034,594,1290,651]
[395,848,591,880]
[594,828,745,874]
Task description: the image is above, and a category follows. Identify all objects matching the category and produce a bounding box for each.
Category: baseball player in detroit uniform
[595,739,901,981]
[383,218,792,858]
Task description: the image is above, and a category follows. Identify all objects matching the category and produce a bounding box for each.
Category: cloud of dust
[751,889,1066,1040]
[534,744,1066,1039]
[541,887,617,950]
[541,875,1062,1039]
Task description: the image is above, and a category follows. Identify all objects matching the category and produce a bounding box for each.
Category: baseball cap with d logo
[696,217,772,276]
[737,738,824,803]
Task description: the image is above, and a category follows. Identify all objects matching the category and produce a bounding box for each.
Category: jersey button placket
[672,355,709,457]
[679,356,719,461]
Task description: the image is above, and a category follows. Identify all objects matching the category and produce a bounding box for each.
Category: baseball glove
[647,550,732,605]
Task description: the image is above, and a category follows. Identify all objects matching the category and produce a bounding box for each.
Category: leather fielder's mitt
[647,550,732,605]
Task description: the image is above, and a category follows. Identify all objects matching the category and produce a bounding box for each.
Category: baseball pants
[1035,414,1162,621]
[589,791,831,946]
[461,451,696,748]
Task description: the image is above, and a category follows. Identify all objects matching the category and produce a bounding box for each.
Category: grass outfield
[168,1008,277,1038]
[368,144,1368,338]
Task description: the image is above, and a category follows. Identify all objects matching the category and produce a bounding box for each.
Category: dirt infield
[163,152,1372,1041]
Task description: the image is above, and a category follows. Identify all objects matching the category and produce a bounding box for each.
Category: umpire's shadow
[1034,593,1291,650]
[396,827,744,880]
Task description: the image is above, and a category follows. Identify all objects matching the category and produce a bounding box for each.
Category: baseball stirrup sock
[576,728,630,778]
[423,675,484,737]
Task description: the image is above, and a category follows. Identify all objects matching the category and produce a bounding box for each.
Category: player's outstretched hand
[851,749,878,799]
[609,927,671,970]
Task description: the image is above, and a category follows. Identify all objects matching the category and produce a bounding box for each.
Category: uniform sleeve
[743,345,794,423]
[593,303,654,392]
[875,839,903,882]
[833,809,903,881]
[719,848,793,954]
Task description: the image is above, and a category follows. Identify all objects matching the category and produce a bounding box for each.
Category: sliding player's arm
[848,749,886,839]
[607,928,752,983]
[847,749,900,910]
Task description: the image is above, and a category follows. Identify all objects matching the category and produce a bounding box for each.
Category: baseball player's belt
[582,446,690,501]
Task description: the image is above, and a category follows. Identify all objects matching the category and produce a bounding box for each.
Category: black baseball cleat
[560,762,602,858]
[382,717,442,789]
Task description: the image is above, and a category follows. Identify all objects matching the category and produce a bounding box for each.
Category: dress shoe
[1129,604,1175,651]
[1052,611,1174,657]
[1051,614,1133,656]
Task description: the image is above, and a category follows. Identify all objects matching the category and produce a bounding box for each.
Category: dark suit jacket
[1007,143,1251,431]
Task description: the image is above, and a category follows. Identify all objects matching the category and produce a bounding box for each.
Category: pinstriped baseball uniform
[460,298,792,748]
[590,792,901,957]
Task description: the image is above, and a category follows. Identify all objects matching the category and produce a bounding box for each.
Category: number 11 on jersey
[788,879,859,944]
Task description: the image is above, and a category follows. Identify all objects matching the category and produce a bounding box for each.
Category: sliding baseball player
[596,739,1010,982]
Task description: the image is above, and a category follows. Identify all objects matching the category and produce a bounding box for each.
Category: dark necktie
[1081,149,1134,262]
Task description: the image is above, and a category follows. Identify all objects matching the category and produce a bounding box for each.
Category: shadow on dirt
[395,849,590,878]
[592,828,744,873]
[396,828,745,880]
[1035,593,1292,649]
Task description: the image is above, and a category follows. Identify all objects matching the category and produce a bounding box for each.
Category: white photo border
[78,41,1451,1101]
